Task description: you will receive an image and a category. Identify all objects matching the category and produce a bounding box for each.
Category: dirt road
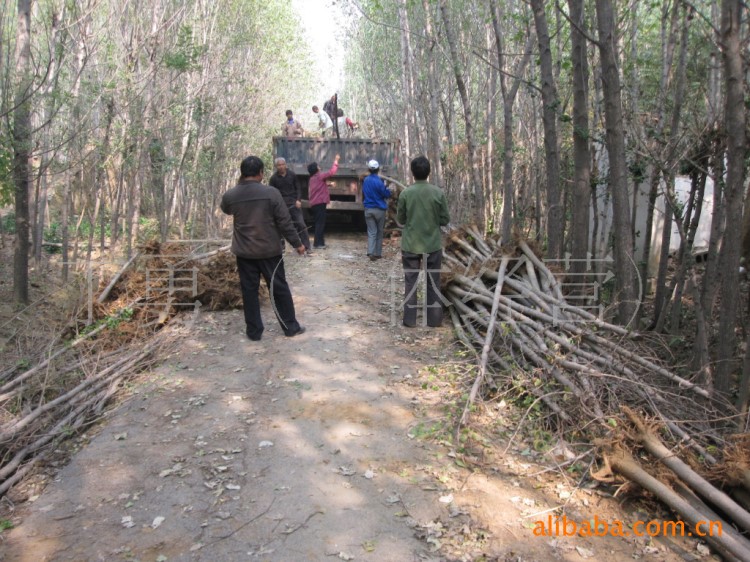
[1,235,711,561]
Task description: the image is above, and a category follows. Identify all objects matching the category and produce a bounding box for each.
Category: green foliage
[163,25,206,72]
[0,519,13,531]
[71,215,115,243]
[106,307,134,329]
[137,217,161,243]
[1,212,16,234]
[44,222,63,254]
[407,420,446,440]
[80,307,134,337]
[0,130,14,206]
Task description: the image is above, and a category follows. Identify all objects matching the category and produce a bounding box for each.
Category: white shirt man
[312,105,332,136]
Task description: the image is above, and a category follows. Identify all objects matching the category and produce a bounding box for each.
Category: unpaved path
[2,235,713,562]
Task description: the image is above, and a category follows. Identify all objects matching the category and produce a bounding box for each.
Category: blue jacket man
[362,159,392,260]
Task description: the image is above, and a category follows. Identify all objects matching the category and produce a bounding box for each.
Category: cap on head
[367,159,380,172]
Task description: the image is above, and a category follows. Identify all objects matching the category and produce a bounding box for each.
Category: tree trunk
[529,0,562,259]
[491,5,531,244]
[421,0,443,187]
[12,0,32,305]
[715,0,746,396]
[702,135,725,321]
[397,0,413,163]
[667,167,707,332]
[439,0,485,230]
[33,6,62,266]
[61,170,70,282]
[654,5,691,332]
[738,330,750,417]
[149,137,168,244]
[567,0,591,291]
[484,24,497,229]
[594,0,637,325]
[641,0,680,299]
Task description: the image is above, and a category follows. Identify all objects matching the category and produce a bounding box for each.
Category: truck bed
[273,137,399,177]
[272,136,400,222]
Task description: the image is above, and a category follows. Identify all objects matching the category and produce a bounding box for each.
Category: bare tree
[594,0,638,325]
[529,0,562,259]
[439,0,484,229]
[12,0,32,304]
[396,0,414,161]
[490,3,532,244]
[566,0,591,286]
[715,0,746,396]
[421,0,443,187]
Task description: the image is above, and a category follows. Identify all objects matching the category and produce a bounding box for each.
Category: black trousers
[236,255,301,339]
[288,205,311,251]
[311,203,327,247]
[402,250,444,327]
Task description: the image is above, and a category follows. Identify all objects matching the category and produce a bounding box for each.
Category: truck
[272,136,400,227]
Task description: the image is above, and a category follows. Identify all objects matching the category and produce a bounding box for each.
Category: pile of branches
[0,331,166,496]
[0,241,241,498]
[94,240,244,337]
[443,226,750,560]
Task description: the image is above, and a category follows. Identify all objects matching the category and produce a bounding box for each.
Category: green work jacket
[396,180,450,254]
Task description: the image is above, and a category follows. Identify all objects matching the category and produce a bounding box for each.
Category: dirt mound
[94,241,256,342]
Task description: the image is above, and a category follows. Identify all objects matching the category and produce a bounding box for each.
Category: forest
[0,0,749,527]
[4,0,746,410]
[340,0,749,407]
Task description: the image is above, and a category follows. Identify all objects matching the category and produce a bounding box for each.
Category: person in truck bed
[281,110,304,137]
[311,105,332,137]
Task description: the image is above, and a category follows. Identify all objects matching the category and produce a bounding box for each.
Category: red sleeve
[320,161,339,180]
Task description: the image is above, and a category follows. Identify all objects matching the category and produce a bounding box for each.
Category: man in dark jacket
[221,156,307,341]
[269,157,311,254]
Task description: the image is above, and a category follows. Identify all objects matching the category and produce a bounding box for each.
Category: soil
[0,234,719,561]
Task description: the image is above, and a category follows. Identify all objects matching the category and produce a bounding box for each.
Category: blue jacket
[363,174,392,210]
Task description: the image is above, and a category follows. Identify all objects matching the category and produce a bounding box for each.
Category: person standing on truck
[362,159,391,261]
[312,105,333,137]
[307,153,340,249]
[269,157,311,254]
[397,155,450,328]
[281,110,304,137]
[323,95,336,121]
[220,155,307,341]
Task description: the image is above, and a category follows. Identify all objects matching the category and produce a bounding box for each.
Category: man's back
[397,180,450,254]
[221,180,300,259]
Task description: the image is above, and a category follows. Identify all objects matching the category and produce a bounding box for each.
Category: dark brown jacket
[220,179,302,259]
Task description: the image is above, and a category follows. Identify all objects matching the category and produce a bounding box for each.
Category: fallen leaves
[158,462,191,478]
[336,466,357,476]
